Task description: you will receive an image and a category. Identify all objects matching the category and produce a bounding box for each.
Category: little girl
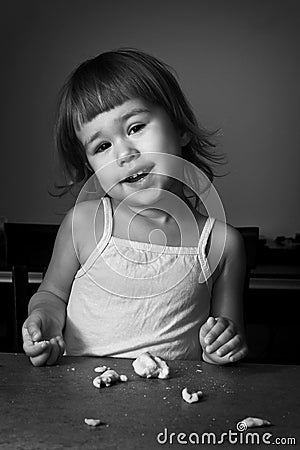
[22,48,248,366]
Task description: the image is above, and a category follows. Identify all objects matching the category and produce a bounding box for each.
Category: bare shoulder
[68,199,105,264]
[210,220,246,271]
[193,215,245,281]
[39,201,104,300]
[215,221,245,260]
[70,199,104,226]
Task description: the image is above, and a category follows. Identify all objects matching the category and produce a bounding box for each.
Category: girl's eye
[95,142,111,153]
[129,124,145,135]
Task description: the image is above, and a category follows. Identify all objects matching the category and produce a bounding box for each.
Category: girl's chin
[106,187,166,208]
[107,174,180,205]
[121,188,165,207]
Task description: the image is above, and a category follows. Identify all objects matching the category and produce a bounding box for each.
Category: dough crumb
[92,369,128,388]
[33,340,50,345]
[94,366,108,373]
[238,417,272,429]
[182,387,203,403]
[84,418,101,427]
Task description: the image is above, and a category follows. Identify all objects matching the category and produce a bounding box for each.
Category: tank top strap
[101,195,113,244]
[75,196,113,278]
[197,216,216,284]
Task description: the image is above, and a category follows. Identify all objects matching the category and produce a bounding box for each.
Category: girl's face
[76,99,188,207]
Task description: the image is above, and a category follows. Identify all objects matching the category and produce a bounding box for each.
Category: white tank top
[64,196,215,360]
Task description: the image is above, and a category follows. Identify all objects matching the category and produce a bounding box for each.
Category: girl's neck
[110,183,190,226]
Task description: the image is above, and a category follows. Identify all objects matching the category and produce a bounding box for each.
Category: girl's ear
[180,131,191,147]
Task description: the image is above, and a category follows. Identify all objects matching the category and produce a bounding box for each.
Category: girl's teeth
[127,171,144,181]
[124,170,149,183]
[132,171,143,178]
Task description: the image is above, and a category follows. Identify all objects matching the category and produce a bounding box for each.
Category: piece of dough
[239,417,271,429]
[181,387,203,403]
[92,369,128,388]
[132,352,170,379]
[84,418,101,427]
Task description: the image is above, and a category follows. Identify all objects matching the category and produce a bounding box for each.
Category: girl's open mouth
[122,170,151,184]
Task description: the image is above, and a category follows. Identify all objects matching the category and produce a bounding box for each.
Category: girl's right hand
[22,311,65,366]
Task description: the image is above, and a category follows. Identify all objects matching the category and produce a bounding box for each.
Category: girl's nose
[116,144,140,166]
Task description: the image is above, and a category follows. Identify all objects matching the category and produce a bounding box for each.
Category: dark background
[1,0,300,239]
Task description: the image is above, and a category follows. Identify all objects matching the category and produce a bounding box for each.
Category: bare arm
[200,223,248,364]
[23,207,80,365]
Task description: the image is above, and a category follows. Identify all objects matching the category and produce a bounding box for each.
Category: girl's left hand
[200,316,248,365]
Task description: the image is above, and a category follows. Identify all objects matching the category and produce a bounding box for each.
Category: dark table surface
[0,353,299,449]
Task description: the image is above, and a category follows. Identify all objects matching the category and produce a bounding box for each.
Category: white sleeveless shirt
[64,196,215,360]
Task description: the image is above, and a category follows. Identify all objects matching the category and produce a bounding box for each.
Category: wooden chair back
[4,223,59,352]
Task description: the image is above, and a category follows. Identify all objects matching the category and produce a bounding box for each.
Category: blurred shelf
[250,277,300,290]
[1,266,300,290]
[0,270,43,284]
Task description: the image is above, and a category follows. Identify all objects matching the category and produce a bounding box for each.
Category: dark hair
[54,48,225,197]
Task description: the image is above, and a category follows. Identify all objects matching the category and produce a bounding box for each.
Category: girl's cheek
[98,174,118,193]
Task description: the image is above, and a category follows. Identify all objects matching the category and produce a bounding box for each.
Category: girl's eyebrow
[119,107,151,122]
[84,107,150,149]
[84,130,102,149]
